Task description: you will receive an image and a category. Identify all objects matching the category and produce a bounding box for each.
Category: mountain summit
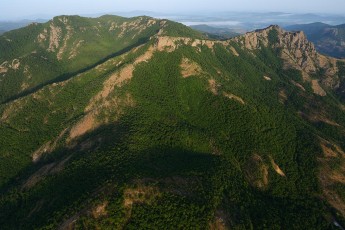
[0,15,344,229]
[286,22,345,58]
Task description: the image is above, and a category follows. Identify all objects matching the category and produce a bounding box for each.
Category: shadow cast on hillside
[0,118,224,228]
[1,36,152,105]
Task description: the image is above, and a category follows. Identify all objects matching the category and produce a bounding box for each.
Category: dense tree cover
[0,15,203,104]
[0,23,344,229]
[337,61,345,100]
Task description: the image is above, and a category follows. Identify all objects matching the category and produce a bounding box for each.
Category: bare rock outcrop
[233,25,342,96]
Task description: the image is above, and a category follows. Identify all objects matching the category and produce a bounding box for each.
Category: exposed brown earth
[48,23,62,52]
[155,36,230,53]
[318,139,345,216]
[278,89,288,104]
[123,184,161,224]
[263,75,272,81]
[68,40,84,59]
[229,46,239,56]
[32,128,68,162]
[269,156,286,177]
[180,57,203,78]
[298,107,341,127]
[244,154,269,189]
[37,29,48,43]
[223,92,245,105]
[69,46,155,140]
[124,185,160,208]
[0,61,9,73]
[92,201,108,219]
[11,59,20,70]
[69,113,96,140]
[57,25,73,60]
[232,25,341,94]
[311,79,327,96]
[209,79,218,95]
[291,80,306,91]
[209,210,228,230]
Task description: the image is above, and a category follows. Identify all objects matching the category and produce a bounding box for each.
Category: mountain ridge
[0,15,344,229]
[286,22,345,58]
[0,15,202,104]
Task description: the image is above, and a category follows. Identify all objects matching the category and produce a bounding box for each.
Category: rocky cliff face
[233,25,343,96]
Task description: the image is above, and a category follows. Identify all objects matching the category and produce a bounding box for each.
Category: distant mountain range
[0,19,48,35]
[286,22,345,58]
[190,24,241,39]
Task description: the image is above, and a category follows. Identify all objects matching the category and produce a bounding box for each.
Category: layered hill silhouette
[0,15,345,229]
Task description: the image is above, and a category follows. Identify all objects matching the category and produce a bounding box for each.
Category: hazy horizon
[1,0,345,20]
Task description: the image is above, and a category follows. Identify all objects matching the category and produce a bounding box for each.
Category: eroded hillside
[0,16,344,229]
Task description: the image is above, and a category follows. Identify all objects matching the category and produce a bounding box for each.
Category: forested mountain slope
[0,15,344,229]
[0,15,201,104]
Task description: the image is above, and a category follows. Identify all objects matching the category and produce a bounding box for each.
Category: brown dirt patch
[298,109,341,127]
[37,29,48,43]
[69,113,96,140]
[57,25,73,60]
[0,61,8,73]
[291,80,306,91]
[269,156,286,176]
[123,184,161,222]
[48,23,62,52]
[1,101,23,122]
[244,154,269,189]
[11,59,20,70]
[223,92,245,105]
[180,57,203,78]
[229,46,239,56]
[107,65,134,94]
[69,46,155,140]
[32,128,68,162]
[263,75,272,81]
[155,36,230,53]
[88,47,153,111]
[32,141,53,162]
[209,79,218,95]
[20,82,30,91]
[156,36,179,52]
[209,210,228,230]
[134,46,154,64]
[320,138,345,158]
[319,139,345,216]
[279,89,288,104]
[92,201,108,219]
[68,40,84,60]
[124,185,160,208]
[311,80,327,96]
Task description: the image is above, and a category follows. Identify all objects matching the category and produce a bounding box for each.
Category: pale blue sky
[1,0,345,20]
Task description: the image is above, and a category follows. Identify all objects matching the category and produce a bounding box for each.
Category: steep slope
[0,19,344,229]
[286,22,345,58]
[0,15,202,104]
[236,25,344,96]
